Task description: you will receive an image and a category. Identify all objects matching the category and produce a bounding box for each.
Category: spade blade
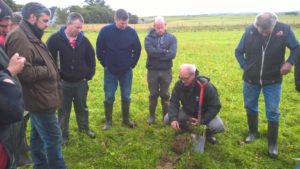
[193,134,206,153]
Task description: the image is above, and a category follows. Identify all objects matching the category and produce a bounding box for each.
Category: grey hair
[115,9,128,21]
[179,64,196,74]
[254,12,277,30]
[21,2,51,20]
[66,12,84,24]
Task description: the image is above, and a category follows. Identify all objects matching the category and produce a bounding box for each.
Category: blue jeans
[104,68,132,104]
[29,112,66,169]
[243,81,281,122]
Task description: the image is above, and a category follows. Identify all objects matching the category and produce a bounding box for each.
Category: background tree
[31,0,138,24]
[84,0,105,6]
[3,0,17,11]
[56,8,69,24]
[16,4,23,11]
[129,13,138,24]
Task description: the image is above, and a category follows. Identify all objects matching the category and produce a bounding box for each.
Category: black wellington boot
[103,102,113,130]
[268,121,279,158]
[122,102,135,128]
[245,114,259,143]
[206,129,217,144]
[147,97,157,125]
[161,98,169,121]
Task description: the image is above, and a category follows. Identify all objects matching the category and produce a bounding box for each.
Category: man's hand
[190,117,198,126]
[171,121,180,129]
[280,62,292,75]
[7,53,26,76]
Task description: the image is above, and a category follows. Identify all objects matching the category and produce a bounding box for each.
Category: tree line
[4,0,139,24]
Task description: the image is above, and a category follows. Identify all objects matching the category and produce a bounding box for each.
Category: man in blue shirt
[96,9,141,130]
[235,12,300,158]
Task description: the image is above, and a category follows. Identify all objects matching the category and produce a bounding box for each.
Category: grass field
[81,14,300,32]
[20,14,300,169]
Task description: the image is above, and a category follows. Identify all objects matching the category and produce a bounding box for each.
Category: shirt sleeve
[285,29,300,64]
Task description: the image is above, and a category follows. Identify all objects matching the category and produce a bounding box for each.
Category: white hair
[154,16,165,24]
[179,64,196,74]
[254,12,278,30]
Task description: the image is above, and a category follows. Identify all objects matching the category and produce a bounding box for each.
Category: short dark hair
[12,12,22,24]
[115,9,128,20]
[67,12,84,24]
[21,2,51,20]
[0,1,13,21]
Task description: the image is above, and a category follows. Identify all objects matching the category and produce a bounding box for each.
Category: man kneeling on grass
[164,64,224,144]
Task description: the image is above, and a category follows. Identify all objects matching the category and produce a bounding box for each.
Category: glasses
[179,74,192,81]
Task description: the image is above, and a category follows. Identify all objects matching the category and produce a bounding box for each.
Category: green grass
[141,14,300,31]
[20,15,300,169]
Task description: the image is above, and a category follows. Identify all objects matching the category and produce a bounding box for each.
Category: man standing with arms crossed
[144,16,177,124]
[97,9,141,130]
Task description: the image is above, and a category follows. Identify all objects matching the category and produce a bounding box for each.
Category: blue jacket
[145,28,177,70]
[96,23,141,75]
[47,26,96,82]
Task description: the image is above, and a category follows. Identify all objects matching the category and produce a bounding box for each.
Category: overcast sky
[14,0,300,17]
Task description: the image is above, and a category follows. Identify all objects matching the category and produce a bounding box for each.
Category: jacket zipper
[259,35,272,85]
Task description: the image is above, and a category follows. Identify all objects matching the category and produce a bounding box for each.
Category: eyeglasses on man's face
[179,74,192,81]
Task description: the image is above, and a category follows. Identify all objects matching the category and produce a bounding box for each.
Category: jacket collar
[148,28,167,38]
[19,20,41,43]
[59,26,83,47]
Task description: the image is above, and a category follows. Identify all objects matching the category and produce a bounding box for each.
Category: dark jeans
[104,68,132,104]
[147,69,172,101]
[243,81,281,122]
[164,109,224,133]
[147,69,172,116]
[58,80,90,140]
[29,112,66,169]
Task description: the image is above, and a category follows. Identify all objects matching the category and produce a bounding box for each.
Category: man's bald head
[154,16,165,25]
[153,16,166,36]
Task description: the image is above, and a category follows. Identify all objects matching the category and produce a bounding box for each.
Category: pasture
[21,14,300,169]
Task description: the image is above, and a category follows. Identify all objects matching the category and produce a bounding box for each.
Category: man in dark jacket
[0,2,31,168]
[144,16,177,124]
[0,53,25,169]
[47,12,96,144]
[164,64,224,144]
[235,12,300,158]
[96,9,141,130]
[5,2,66,168]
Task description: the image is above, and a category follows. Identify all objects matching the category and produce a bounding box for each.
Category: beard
[32,22,44,40]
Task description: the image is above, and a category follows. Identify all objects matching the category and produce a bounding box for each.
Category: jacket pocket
[30,80,61,111]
